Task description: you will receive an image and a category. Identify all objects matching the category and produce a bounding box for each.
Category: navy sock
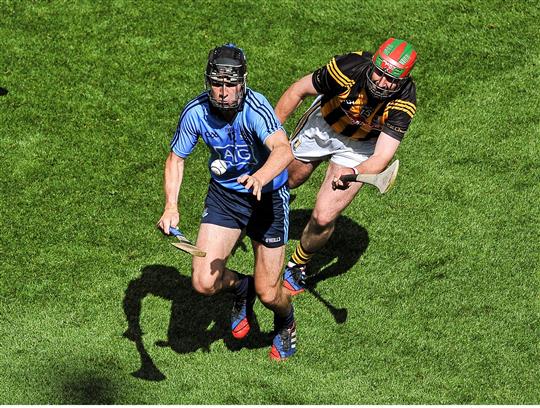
[274,305,295,330]
[234,273,249,298]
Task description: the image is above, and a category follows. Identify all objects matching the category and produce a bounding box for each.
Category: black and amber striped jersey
[311,51,416,141]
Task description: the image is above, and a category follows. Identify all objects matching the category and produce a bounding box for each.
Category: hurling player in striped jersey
[275,38,417,295]
[157,44,297,361]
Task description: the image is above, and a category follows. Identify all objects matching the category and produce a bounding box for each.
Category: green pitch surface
[1,0,539,404]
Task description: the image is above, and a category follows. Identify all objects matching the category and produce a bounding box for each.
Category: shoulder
[325,51,372,85]
[244,88,272,106]
[183,91,209,110]
[394,79,417,104]
[242,88,282,134]
[180,92,209,119]
[334,50,372,65]
[385,81,417,119]
[243,88,276,116]
[334,51,371,71]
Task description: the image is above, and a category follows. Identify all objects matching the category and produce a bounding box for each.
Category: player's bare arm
[332,132,400,189]
[237,129,293,200]
[157,151,185,233]
[275,73,318,124]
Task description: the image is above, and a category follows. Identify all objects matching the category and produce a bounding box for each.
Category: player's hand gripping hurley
[339,160,400,194]
[168,226,206,257]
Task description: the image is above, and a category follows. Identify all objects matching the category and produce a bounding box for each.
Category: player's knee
[192,280,217,296]
[287,161,311,189]
[191,273,217,296]
[256,286,280,308]
[287,172,305,189]
[310,210,336,231]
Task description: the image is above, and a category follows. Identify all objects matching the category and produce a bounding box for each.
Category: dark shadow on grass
[0,87,7,96]
[61,372,117,404]
[122,264,272,380]
[289,209,369,324]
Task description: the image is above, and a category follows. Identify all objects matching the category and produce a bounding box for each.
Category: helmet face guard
[366,38,417,99]
[205,44,247,111]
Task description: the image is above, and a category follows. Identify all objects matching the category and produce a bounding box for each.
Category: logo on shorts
[292,137,302,151]
[265,237,281,244]
[202,207,208,218]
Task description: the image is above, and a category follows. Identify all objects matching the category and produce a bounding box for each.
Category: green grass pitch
[0,0,539,404]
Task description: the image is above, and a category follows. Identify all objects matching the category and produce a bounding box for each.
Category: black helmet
[205,43,247,111]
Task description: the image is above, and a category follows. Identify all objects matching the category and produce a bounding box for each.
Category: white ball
[210,159,228,176]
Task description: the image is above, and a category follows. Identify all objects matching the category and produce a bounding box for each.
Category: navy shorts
[201,180,290,248]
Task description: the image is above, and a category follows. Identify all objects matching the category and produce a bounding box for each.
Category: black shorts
[201,180,290,248]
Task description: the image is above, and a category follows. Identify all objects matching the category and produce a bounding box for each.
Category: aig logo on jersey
[215,144,258,165]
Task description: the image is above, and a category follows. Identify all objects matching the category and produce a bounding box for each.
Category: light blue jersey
[171,88,288,193]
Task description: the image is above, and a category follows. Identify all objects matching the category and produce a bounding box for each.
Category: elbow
[291,82,310,101]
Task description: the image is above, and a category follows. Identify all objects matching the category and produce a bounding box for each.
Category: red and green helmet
[373,38,417,79]
[366,38,417,99]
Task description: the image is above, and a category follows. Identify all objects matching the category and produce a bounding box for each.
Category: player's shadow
[122,264,272,381]
[289,209,369,323]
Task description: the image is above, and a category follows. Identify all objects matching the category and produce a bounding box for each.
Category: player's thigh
[251,241,286,293]
[192,223,243,283]
[312,161,364,225]
[287,158,321,188]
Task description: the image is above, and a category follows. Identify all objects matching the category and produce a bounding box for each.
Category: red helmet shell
[372,38,417,79]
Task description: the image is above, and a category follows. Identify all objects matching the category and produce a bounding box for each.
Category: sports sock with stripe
[289,242,314,267]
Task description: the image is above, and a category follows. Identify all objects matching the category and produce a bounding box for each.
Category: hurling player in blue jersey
[157,44,297,360]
